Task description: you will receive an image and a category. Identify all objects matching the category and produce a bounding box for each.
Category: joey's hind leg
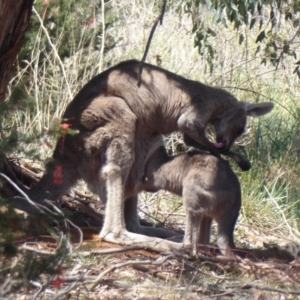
[216,211,239,257]
[198,216,213,254]
[124,196,183,241]
[183,212,201,256]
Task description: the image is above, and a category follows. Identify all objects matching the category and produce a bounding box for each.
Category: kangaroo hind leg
[99,140,181,252]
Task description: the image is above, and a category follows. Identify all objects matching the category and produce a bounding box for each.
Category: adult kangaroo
[140,145,242,257]
[12,60,273,252]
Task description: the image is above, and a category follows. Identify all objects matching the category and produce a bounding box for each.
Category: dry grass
[1,0,300,298]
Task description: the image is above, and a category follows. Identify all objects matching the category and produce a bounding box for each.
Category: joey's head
[141,165,163,193]
[212,101,274,152]
[141,156,164,193]
[141,174,159,193]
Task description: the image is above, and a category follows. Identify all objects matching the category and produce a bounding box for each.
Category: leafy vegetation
[183,0,300,76]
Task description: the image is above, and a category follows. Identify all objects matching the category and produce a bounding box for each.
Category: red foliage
[51,277,65,288]
[53,165,63,185]
[60,123,72,132]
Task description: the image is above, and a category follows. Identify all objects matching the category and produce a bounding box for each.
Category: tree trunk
[0,0,34,102]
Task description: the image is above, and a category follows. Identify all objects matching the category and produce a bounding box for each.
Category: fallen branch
[1,172,83,253]
[89,254,173,290]
[21,243,156,258]
[77,245,145,256]
[0,172,46,214]
[20,245,56,255]
[132,264,178,285]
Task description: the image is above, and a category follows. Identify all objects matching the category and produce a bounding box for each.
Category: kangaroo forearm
[183,134,251,171]
[183,133,207,151]
[182,132,222,158]
[224,151,251,171]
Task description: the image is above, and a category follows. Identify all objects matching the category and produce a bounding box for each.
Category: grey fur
[11,60,273,252]
[140,146,241,257]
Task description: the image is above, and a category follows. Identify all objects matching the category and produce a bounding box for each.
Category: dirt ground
[1,158,300,300]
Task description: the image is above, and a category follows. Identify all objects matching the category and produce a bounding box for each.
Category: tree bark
[0,0,34,102]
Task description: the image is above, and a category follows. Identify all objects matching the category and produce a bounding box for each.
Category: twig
[89,279,215,296]
[0,277,14,297]
[1,172,84,254]
[44,200,84,252]
[89,254,173,290]
[77,245,144,256]
[138,206,179,228]
[30,281,56,296]
[21,242,142,258]
[184,252,241,264]
[0,172,45,214]
[183,259,226,279]
[30,280,45,299]
[20,245,55,255]
[203,288,237,299]
[71,198,103,223]
[52,275,86,300]
[161,203,183,225]
[179,263,201,298]
[132,264,178,284]
[226,283,300,295]
[138,0,167,86]
[65,219,83,251]
[0,117,5,140]
[98,0,106,73]
[31,255,67,300]
[223,85,296,119]
[275,25,300,70]
[90,278,300,296]
[291,227,300,240]
[57,275,96,283]
[1,172,66,219]
[1,153,22,186]
[32,7,73,101]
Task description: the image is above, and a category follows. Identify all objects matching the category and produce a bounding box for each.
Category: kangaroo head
[141,146,170,192]
[212,102,274,152]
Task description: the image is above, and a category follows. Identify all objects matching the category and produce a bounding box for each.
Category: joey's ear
[243,102,274,117]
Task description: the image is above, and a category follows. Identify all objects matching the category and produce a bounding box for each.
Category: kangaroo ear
[243,102,274,117]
